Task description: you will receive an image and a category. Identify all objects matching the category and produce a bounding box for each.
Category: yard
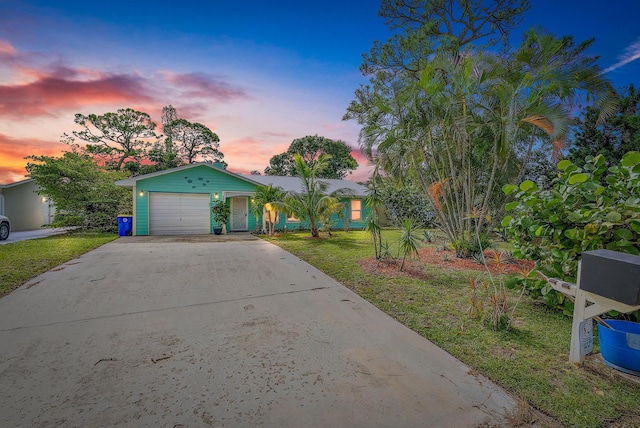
[263,230,640,428]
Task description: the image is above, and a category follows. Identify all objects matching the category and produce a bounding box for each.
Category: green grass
[263,230,640,428]
[0,232,118,296]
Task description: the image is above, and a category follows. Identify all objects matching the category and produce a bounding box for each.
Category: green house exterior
[115,163,369,236]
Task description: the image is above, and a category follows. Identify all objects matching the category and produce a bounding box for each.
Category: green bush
[26,151,129,233]
[452,233,491,258]
[380,186,436,228]
[502,152,640,316]
[211,200,230,226]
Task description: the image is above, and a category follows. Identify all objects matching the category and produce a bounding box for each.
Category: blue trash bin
[117,215,133,236]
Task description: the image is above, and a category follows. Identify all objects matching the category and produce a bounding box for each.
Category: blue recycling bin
[117,215,133,236]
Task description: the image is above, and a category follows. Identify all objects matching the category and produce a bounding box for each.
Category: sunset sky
[2,0,640,184]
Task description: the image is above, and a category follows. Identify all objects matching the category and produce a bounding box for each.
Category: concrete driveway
[0,236,518,427]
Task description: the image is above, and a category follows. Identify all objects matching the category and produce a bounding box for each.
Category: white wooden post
[569,262,588,364]
[547,261,607,365]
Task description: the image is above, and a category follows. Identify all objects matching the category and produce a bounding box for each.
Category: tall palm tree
[276,154,346,238]
[476,30,617,220]
[349,29,616,256]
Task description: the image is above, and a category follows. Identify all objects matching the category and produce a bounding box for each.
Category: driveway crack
[0,284,342,332]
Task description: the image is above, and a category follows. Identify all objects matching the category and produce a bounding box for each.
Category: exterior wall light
[139,189,145,197]
[214,192,219,199]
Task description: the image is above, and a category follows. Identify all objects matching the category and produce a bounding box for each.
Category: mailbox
[545,249,640,366]
[580,249,640,307]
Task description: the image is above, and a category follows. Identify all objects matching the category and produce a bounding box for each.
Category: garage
[149,192,210,235]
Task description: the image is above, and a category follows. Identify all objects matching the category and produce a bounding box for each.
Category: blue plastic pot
[597,320,640,375]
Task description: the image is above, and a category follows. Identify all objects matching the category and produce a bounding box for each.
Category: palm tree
[276,154,346,238]
[251,184,283,235]
[350,29,616,256]
[364,171,384,258]
[476,30,617,221]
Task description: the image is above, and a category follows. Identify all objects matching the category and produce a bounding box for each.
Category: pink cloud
[0,133,65,157]
[0,72,154,117]
[348,165,373,183]
[164,102,210,123]
[0,165,28,184]
[0,133,67,183]
[0,39,16,55]
[350,146,368,165]
[220,137,286,174]
[160,71,251,102]
[0,39,28,72]
[224,137,275,158]
[264,131,293,138]
[0,42,157,117]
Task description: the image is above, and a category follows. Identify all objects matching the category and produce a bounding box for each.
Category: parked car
[0,215,10,240]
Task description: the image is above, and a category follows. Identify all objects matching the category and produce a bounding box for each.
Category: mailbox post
[546,249,640,365]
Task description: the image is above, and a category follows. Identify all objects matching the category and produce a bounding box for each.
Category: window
[350,200,362,221]
[287,214,299,222]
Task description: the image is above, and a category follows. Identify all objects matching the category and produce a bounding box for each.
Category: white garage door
[149,193,210,235]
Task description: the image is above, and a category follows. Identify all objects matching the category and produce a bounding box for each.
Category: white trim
[351,199,362,221]
[230,196,249,231]
[132,186,137,236]
[223,191,254,201]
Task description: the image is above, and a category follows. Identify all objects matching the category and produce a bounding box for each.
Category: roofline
[115,163,263,188]
[1,178,35,188]
[238,174,368,197]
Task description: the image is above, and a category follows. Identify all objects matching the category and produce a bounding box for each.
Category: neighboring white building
[0,179,55,231]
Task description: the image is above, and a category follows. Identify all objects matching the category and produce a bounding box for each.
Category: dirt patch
[359,248,534,278]
[358,258,429,280]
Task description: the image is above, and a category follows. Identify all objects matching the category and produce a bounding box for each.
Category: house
[115,162,369,236]
[0,179,55,231]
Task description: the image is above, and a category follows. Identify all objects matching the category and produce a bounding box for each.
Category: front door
[230,196,248,231]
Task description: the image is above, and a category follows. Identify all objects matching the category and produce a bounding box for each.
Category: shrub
[211,200,230,226]
[26,152,129,233]
[380,186,436,228]
[502,152,640,316]
[398,217,421,271]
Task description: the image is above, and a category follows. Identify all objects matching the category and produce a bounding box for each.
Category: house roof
[1,178,35,188]
[114,162,368,197]
[115,162,262,188]
[240,174,368,197]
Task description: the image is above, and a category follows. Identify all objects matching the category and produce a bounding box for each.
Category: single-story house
[0,179,55,231]
[115,162,369,236]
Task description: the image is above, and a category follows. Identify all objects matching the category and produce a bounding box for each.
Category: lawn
[0,232,118,297]
[263,230,640,428]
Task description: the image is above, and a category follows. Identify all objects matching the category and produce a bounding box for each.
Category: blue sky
[1,0,639,183]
